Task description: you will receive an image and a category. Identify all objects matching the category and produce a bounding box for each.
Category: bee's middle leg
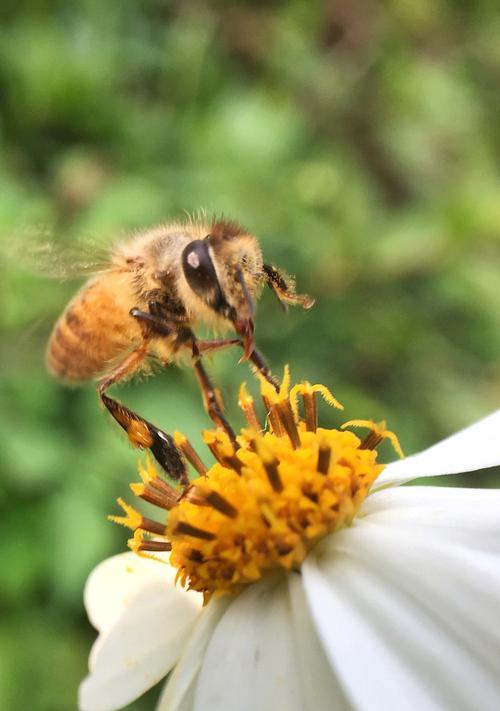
[190,337,279,393]
[190,343,238,448]
[246,348,279,392]
[97,342,188,485]
[195,337,241,354]
[130,308,239,452]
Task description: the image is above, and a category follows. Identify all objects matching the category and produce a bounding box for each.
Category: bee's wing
[0,225,112,280]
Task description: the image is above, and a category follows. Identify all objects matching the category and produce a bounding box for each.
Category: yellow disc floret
[168,425,383,602]
[111,367,403,605]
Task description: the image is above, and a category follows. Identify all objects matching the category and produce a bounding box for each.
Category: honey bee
[46,217,314,478]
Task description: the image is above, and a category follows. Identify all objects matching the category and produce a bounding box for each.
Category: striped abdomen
[46,273,142,383]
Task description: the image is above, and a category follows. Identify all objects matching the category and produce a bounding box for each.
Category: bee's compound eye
[182,240,219,295]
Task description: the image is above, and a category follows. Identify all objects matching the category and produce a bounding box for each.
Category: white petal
[376,409,500,488]
[79,554,202,711]
[84,552,198,635]
[303,553,442,711]
[157,599,228,711]
[303,518,500,711]
[362,486,500,554]
[287,572,353,711]
[193,576,305,711]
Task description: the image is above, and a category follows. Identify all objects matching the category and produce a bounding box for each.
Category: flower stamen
[259,365,291,436]
[258,365,301,447]
[174,521,216,541]
[316,441,331,475]
[341,419,404,458]
[276,400,301,449]
[203,430,243,473]
[109,498,167,535]
[183,486,238,519]
[303,390,318,431]
[174,432,207,475]
[255,440,284,492]
[130,483,175,510]
[238,383,262,431]
[129,529,172,559]
[290,382,344,424]
[266,402,286,437]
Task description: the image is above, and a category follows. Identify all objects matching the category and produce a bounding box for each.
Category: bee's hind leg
[97,342,189,486]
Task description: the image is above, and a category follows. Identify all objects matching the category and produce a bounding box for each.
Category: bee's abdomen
[46,278,139,383]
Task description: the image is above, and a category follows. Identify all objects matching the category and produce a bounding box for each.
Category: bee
[46,217,314,479]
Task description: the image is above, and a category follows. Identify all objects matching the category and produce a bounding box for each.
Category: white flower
[80,410,500,711]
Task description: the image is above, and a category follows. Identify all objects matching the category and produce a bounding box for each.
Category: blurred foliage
[1,1,500,709]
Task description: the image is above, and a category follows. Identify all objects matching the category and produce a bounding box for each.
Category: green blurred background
[2,1,500,709]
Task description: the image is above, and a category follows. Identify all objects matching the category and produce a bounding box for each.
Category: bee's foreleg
[263,263,315,310]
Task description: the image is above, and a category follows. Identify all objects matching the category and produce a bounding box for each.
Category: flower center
[111,368,402,604]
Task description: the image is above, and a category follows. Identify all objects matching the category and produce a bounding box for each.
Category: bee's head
[181,220,263,358]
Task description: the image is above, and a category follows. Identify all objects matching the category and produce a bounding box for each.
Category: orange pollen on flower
[111,367,403,605]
